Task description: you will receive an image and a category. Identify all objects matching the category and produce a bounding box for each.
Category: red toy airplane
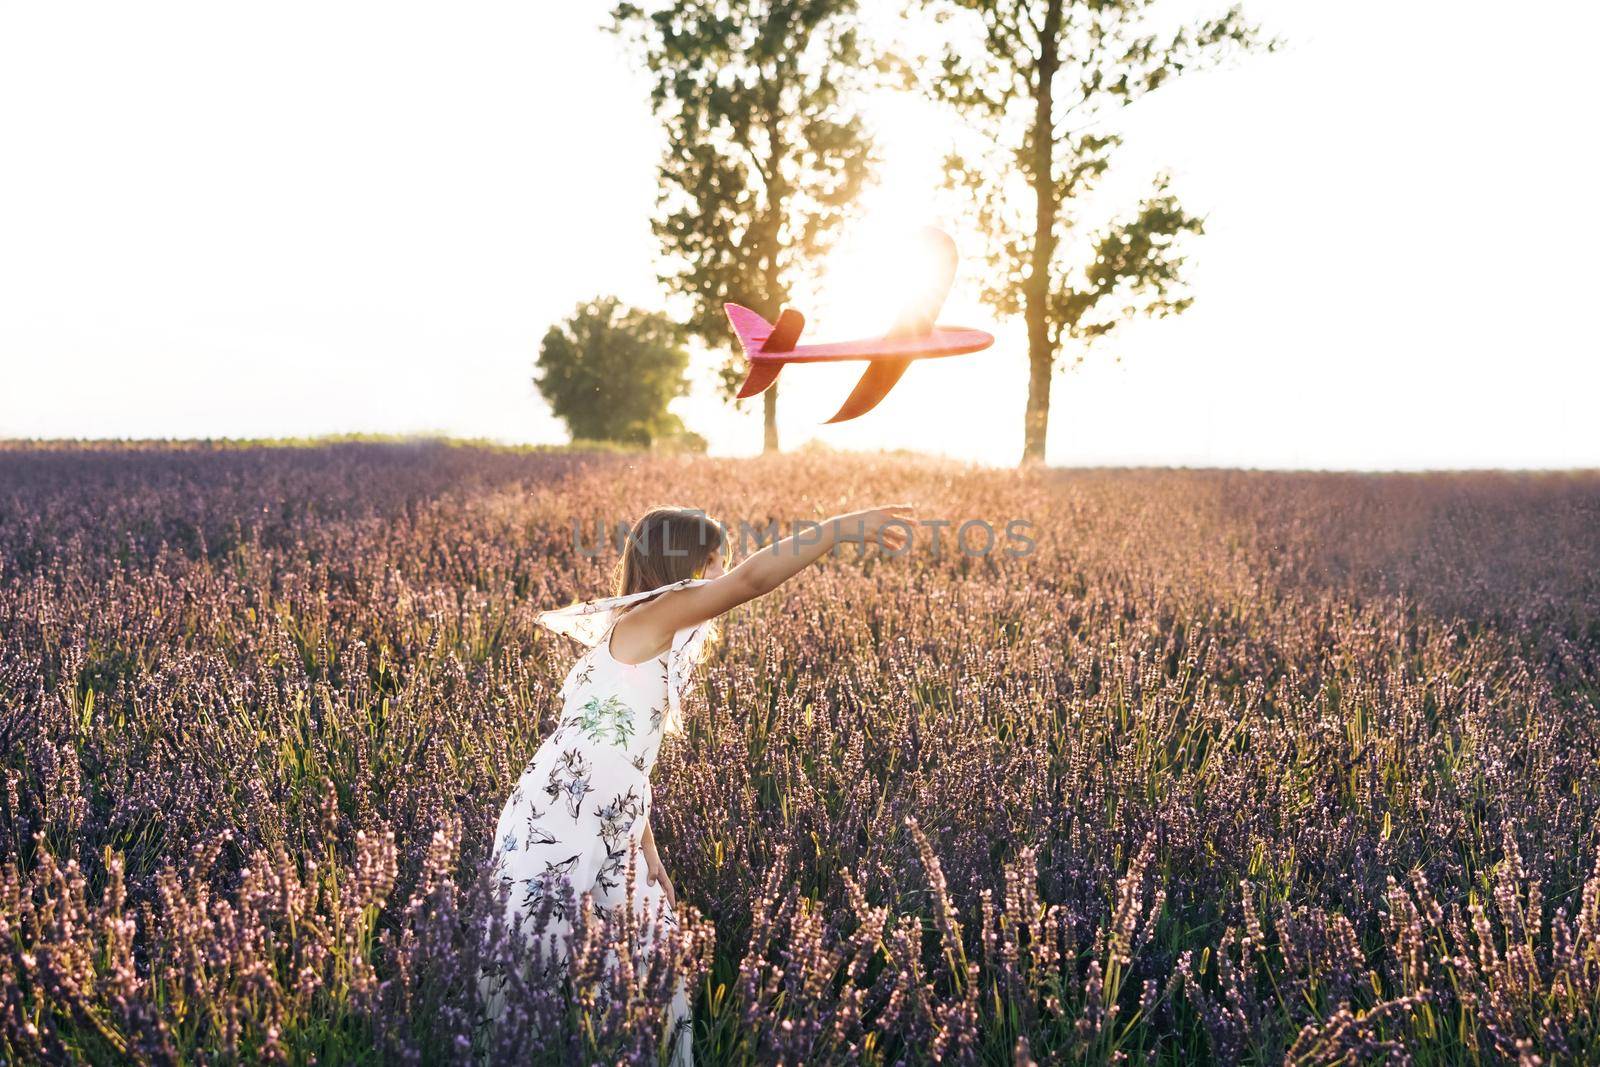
[723,227,995,423]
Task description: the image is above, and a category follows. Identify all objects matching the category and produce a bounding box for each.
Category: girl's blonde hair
[614,506,727,596]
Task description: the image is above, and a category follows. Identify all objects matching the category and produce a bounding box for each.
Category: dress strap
[536,577,709,648]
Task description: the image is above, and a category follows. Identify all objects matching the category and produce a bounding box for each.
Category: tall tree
[535,297,702,449]
[922,0,1270,463]
[612,0,875,453]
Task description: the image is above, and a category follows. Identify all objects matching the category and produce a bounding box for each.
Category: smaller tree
[611,0,876,454]
[535,297,699,449]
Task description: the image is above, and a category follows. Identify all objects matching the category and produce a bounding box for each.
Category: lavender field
[2,442,1598,1065]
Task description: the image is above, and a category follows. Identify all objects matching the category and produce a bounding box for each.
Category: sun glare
[807,92,962,338]
[815,222,953,337]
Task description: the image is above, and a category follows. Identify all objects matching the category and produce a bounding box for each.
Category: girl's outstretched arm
[609,505,913,662]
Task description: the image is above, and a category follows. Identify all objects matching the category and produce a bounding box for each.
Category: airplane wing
[772,327,991,363]
[825,358,912,423]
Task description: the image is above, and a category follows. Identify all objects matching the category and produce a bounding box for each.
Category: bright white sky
[1,1,1595,469]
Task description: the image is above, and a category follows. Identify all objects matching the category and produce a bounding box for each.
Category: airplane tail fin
[724,303,803,399]
[737,362,784,400]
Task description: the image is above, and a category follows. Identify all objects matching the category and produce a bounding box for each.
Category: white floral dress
[490,578,712,1062]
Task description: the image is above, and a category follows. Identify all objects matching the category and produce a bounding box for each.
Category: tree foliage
[921,0,1272,462]
[535,297,700,449]
[612,0,877,452]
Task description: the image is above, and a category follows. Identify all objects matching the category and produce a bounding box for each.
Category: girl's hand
[640,820,677,909]
[645,852,677,909]
[838,505,915,550]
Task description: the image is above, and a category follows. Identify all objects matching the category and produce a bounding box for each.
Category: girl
[489,503,913,1064]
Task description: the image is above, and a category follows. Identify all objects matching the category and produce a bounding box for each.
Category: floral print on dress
[593,785,645,892]
[569,659,597,692]
[521,853,582,919]
[571,694,636,749]
[545,747,593,819]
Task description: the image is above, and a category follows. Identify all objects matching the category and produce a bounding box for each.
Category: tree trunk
[1021,0,1064,467]
[762,384,779,453]
[1022,336,1051,464]
[760,104,786,458]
